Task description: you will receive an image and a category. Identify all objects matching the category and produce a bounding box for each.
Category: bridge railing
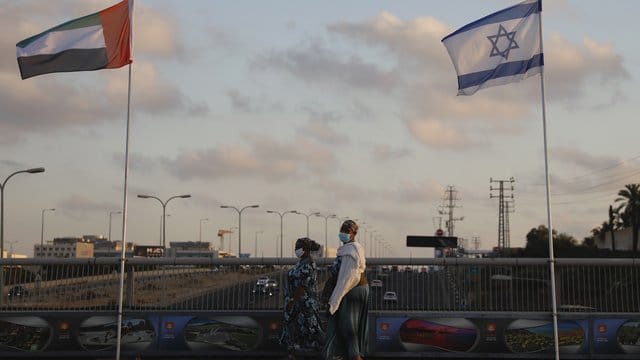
[1,257,638,313]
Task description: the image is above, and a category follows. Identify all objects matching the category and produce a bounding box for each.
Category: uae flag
[16,0,131,80]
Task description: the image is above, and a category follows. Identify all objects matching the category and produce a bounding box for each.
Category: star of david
[487,24,519,60]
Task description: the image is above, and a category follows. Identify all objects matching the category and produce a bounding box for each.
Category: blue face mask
[339,232,351,244]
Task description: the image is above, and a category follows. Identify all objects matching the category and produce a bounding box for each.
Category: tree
[524,225,577,257]
[608,205,617,251]
[615,184,640,253]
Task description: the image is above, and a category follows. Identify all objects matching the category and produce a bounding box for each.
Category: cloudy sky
[1,0,637,258]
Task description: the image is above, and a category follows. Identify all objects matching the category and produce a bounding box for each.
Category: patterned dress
[279,256,324,351]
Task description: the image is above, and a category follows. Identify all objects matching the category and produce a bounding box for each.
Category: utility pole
[438,185,463,237]
[490,177,515,249]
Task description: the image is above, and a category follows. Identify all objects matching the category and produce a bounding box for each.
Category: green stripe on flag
[17,12,101,48]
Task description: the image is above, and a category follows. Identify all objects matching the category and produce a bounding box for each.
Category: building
[599,228,634,251]
[91,236,135,258]
[34,236,94,258]
[167,241,219,258]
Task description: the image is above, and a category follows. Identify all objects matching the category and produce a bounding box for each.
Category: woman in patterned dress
[279,237,324,358]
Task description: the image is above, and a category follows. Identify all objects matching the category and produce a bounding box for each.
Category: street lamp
[41,208,55,250]
[293,211,320,238]
[7,240,17,259]
[220,204,259,256]
[1,167,45,259]
[108,211,121,242]
[199,218,209,242]
[137,194,191,248]
[160,214,171,246]
[313,213,336,257]
[254,230,263,257]
[266,210,297,258]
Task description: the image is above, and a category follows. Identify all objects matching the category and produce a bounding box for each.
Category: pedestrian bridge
[0,257,638,359]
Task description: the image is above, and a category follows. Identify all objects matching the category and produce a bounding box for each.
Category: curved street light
[0,167,44,308]
[266,209,298,258]
[137,194,191,248]
[1,167,45,259]
[220,204,259,256]
[313,213,337,257]
[292,211,320,238]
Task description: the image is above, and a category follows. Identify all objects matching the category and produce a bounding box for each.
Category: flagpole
[116,2,134,359]
[115,62,132,360]
[538,4,560,359]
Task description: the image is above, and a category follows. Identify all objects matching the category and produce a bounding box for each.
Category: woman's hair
[295,237,321,251]
[340,219,358,234]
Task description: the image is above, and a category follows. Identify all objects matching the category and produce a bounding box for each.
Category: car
[261,280,279,296]
[7,285,27,298]
[383,291,397,302]
[371,279,383,288]
[256,276,269,286]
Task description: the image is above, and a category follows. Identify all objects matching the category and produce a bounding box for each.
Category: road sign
[406,235,457,248]
[435,229,444,236]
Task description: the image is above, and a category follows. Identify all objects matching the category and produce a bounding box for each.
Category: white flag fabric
[442,0,542,96]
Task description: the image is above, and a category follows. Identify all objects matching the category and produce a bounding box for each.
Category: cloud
[0,2,201,143]
[254,39,399,91]
[112,152,158,173]
[323,12,629,148]
[405,118,480,149]
[133,4,185,59]
[371,143,412,162]
[543,34,629,104]
[328,12,452,70]
[384,180,444,204]
[161,135,336,182]
[295,106,348,145]
[58,194,120,213]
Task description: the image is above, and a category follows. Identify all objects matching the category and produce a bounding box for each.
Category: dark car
[8,285,27,298]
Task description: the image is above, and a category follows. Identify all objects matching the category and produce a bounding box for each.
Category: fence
[1,257,639,313]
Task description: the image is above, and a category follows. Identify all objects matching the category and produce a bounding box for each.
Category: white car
[256,276,269,286]
[383,291,397,302]
[371,279,383,288]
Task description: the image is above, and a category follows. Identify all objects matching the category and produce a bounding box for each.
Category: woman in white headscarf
[322,219,368,360]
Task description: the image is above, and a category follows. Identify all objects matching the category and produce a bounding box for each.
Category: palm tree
[608,205,617,251]
[615,184,640,252]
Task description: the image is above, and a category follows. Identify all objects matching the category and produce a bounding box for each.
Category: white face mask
[295,248,305,258]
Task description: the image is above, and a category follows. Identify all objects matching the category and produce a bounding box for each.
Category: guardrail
[1,257,638,313]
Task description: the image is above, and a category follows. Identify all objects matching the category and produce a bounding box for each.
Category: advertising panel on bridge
[0,313,639,358]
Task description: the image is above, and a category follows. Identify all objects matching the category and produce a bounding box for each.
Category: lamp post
[199,218,209,242]
[41,208,55,250]
[137,194,191,248]
[7,241,17,259]
[313,213,336,257]
[293,211,320,238]
[160,214,171,246]
[254,230,263,258]
[266,210,297,258]
[108,211,121,242]
[1,167,45,259]
[220,204,259,256]
[0,167,44,308]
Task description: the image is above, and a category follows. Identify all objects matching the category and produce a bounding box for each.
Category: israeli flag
[442,0,543,96]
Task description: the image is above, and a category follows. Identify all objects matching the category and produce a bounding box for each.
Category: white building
[599,227,635,251]
[167,241,220,258]
[34,236,94,258]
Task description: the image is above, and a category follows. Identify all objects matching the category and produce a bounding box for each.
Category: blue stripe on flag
[457,53,543,90]
[442,0,541,41]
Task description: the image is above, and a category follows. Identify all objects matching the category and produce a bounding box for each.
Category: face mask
[339,232,351,244]
[295,248,305,258]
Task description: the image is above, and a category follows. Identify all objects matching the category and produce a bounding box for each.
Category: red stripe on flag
[99,0,131,69]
